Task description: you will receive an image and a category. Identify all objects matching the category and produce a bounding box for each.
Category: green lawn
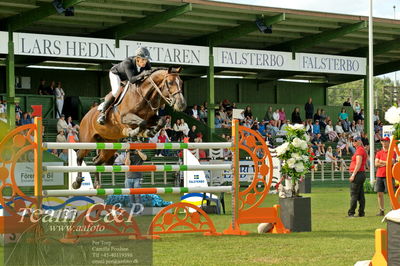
[153,182,387,266]
[0,182,389,266]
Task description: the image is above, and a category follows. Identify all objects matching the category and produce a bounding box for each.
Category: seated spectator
[180,119,190,136]
[355,119,364,134]
[353,101,361,121]
[312,120,321,135]
[349,120,357,136]
[191,105,199,120]
[373,110,380,125]
[291,107,302,124]
[57,114,68,134]
[258,121,267,137]
[264,106,273,122]
[279,108,286,127]
[335,121,344,134]
[279,120,290,135]
[337,133,347,154]
[305,120,313,135]
[374,129,382,143]
[266,121,279,137]
[188,125,197,142]
[244,106,253,120]
[199,105,207,123]
[325,120,338,141]
[313,109,322,122]
[325,146,339,170]
[338,108,350,132]
[345,135,356,154]
[215,114,224,129]
[172,119,183,141]
[67,129,79,142]
[312,133,325,156]
[361,132,370,151]
[56,130,67,143]
[156,129,170,157]
[67,116,80,132]
[58,149,68,162]
[334,146,348,170]
[20,112,32,125]
[219,106,228,122]
[164,116,173,139]
[272,108,280,128]
[320,109,327,122]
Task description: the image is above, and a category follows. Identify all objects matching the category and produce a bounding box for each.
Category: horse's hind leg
[92,150,117,188]
[72,149,91,189]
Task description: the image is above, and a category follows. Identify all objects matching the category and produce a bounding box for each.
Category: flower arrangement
[275,124,314,197]
[385,106,400,139]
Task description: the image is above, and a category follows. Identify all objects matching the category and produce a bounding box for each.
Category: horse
[73,67,186,189]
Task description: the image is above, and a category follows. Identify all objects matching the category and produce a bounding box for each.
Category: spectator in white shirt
[57,114,68,134]
[272,109,280,128]
[180,119,190,136]
[325,120,338,141]
[55,81,65,119]
[335,121,344,134]
[191,105,199,120]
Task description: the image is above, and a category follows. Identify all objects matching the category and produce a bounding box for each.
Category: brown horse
[73,67,186,189]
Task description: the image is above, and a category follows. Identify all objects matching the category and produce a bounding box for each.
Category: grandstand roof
[1,0,400,85]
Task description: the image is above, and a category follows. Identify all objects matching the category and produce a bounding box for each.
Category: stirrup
[97,113,106,125]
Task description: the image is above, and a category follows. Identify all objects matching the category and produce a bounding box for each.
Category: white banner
[383,125,394,138]
[214,47,366,75]
[0,31,366,75]
[13,162,64,187]
[0,31,209,66]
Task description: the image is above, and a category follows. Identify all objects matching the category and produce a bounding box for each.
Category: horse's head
[160,67,186,112]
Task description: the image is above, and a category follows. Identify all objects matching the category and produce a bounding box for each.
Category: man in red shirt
[374,137,395,216]
[348,136,368,217]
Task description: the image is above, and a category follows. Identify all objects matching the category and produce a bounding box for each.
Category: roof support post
[6,30,18,129]
[207,46,215,141]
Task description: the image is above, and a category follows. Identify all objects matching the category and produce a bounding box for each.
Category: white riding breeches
[109,71,121,97]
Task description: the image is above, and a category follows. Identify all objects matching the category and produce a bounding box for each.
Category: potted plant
[274,124,313,232]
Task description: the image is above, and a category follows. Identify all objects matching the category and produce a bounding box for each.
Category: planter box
[388,220,400,265]
[279,197,311,232]
[299,177,311,194]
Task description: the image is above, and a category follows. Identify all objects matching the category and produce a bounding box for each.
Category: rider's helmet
[135,47,151,60]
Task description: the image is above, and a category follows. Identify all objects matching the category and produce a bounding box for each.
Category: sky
[214,0,400,81]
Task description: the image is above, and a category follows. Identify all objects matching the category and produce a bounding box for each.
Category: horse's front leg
[121,114,146,137]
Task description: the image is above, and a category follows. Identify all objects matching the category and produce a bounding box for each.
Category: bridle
[136,73,182,111]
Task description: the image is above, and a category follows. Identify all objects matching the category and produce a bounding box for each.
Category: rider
[97,47,152,125]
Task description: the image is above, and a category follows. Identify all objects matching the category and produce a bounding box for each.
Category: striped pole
[43,164,232,173]
[43,142,233,150]
[42,186,232,197]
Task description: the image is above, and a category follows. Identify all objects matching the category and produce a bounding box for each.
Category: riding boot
[97,95,115,125]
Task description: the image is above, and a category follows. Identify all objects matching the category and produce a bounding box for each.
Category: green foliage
[363,180,375,194]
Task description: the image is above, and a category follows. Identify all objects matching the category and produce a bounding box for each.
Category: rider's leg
[97,72,119,125]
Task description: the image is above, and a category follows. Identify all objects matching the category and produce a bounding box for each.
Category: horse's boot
[97,95,115,125]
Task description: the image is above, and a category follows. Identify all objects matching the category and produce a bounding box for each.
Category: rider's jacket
[110,56,151,83]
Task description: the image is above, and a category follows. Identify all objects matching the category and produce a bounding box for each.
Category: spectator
[353,101,361,121]
[347,136,368,218]
[361,132,369,150]
[57,114,68,134]
[312,133,325,155]
[59,149,68,161]
[335,121,344,134]
[20,112,32,125]
[337,133,347,154]
[355,119,364,134]
[272,108,280,128]
[199,105,207,123]
[38,79,47,95]
[219,107,228,123]
[244,106,253,120]
[304,97,314,121]
[156,129,170,157]
[374,129,382,143]
[180,119,189,136]
[125,148,147,211]
[172,119,183,141]
[266,121,278,137]
[305,120,313,135]
[15,103,22,119]
[312,120,321,135]
[56,130,67,143]
[0,100,6,119]
[325,120,338,141]
[164,116,173,139]
[191,105,199,120]
[188,125,197,142]
[279,108,286,127]
[47,81,56,95]
[338,108,350,132]
[346,135,356,154]
[313,109,322,122]
[291,107,302,124]
[374,137,394,216]
[343,98,352,106]
[264,106,273,122]
[373,110,380,125]
[325,146,339,171]
[55,81,65,119]
[258,121,267,137]
[67,116,80,132]
[349,121,357,136]
[114,151,127,165]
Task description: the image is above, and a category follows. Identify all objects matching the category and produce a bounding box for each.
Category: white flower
[305,134,310,142]
[295,162,305,173]
[276,142,289,156]
[302,155,309,162]
[300,141,308,150]
[291,153,301,160]
[292,138,302,148]
[287,158,296,168]
[385,106,400,124]
[289,124,304,130]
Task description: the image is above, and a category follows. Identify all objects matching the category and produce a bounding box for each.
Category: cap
[381,137,390,142]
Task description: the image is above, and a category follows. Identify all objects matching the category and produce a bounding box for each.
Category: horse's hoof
[72,182,81,189]
[76,176,83,183]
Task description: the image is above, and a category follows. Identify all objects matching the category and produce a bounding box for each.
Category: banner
[214,47,366,75]
[13,162,64,187]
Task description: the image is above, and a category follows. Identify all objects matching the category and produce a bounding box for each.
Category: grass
[152,182,388,266]
[0,182,389,266]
